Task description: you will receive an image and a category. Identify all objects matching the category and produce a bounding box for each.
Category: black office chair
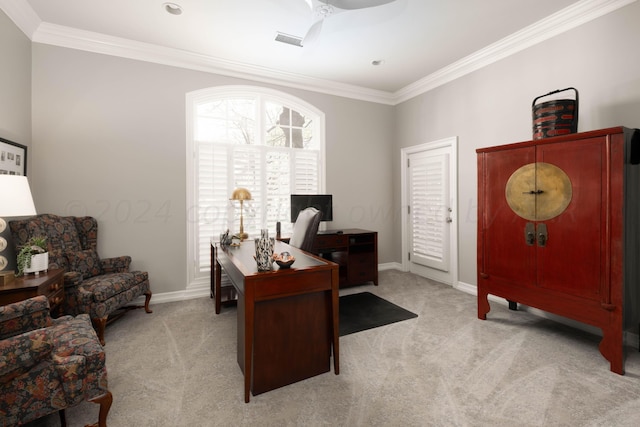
[289,207,322,252]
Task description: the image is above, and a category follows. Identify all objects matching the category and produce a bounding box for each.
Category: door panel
[536,137,606,300]
[481,146,537,287]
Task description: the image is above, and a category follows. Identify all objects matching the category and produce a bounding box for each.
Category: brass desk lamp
[230,187,252,241]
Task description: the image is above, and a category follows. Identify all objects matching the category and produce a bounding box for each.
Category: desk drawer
[253,269,333,300]
[314,234,348,251]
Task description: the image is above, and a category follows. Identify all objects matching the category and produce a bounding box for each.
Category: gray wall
[0,10,31,144]
[394,1,640,286]
[30,44,394,295]
[0,10,31,271]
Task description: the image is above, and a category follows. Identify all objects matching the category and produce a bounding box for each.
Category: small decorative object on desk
[255,229,274,271]
[273,251,295,269]
[219,229,232,246]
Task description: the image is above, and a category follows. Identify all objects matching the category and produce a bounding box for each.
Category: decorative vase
[255,229,274,271]
[25,252,49,275]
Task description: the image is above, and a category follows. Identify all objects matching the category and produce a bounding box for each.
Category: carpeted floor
[27,270,640,426]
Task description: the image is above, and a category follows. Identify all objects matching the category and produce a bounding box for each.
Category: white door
[402,137,457,286]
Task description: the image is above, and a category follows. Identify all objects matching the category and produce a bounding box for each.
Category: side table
[0,268,65,317]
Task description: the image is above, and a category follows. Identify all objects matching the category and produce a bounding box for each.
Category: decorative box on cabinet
[477,126,640,374]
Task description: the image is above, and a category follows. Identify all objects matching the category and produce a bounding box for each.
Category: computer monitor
[290,194,333,222]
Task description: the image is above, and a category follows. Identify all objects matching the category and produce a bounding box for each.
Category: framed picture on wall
[0,137,27,176]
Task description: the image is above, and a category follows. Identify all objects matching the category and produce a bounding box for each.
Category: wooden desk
[215,240,339,402]
[0,269,65,317]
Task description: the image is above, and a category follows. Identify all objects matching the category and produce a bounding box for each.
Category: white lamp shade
[0,175,37,217]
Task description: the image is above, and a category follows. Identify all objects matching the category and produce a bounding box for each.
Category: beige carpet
[27,270,640,426]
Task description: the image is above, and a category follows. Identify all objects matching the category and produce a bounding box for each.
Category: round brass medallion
[505,162,572,221]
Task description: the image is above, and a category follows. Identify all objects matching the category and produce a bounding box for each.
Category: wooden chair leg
[59,409,67,427]
[144,291,153,313]
[92,317,107,346]
[85,390,112,427]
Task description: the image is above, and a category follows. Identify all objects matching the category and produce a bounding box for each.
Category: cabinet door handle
[537,223,548,247]
[525,222,535,246]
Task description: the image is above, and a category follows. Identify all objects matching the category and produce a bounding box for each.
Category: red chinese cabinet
[477,126,640,374]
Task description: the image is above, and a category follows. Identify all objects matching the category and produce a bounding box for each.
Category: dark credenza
[312,229,378,288]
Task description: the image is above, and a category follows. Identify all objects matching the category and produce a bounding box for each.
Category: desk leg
[215,259,222,315]
[244,287,255,403]
[332,268,340,375]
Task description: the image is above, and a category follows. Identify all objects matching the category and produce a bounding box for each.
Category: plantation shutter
[409,150,450,272]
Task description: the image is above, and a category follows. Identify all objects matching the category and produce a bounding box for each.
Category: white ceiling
[2,0,634,104]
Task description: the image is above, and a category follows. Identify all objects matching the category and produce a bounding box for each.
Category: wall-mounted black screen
[290,194,333,222]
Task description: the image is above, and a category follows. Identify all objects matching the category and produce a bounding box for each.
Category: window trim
[185,85,326,289]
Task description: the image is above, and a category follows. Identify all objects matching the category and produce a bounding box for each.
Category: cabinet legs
[599,325,624,375]
[477,289,490,320]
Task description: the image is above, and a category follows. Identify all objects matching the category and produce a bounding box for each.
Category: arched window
[186,86,325,284]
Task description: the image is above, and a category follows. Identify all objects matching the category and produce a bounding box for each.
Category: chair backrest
[289,207,322,252]
[9,214,99,271]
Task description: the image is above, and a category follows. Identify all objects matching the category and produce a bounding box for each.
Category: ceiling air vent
[275,32,303,47]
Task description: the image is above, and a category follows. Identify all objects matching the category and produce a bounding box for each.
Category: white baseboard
[379,262,401,271]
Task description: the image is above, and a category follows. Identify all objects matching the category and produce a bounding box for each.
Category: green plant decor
[16,236,48,276]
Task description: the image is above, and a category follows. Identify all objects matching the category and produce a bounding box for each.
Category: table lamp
[230,187,251,241]
[0,175,37,279]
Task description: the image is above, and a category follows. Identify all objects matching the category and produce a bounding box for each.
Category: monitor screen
[290,194,333,222]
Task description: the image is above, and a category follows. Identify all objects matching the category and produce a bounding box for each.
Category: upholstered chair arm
[100,256,131,273]
[0,328,52,383]
[0,296,51,340]
[63,271,83,288]
[53,354,88,405]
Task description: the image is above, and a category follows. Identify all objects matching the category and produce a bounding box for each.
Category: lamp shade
[0,175,37,217]
[230,187,252,201]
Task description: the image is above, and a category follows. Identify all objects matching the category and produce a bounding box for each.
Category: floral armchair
[10,213,152,345]
[0,296,112,426]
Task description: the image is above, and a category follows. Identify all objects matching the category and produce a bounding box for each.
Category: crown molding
[31,22,397,105]
[0,0,40,38]
[392,0,637,104]
[1,0,635,106]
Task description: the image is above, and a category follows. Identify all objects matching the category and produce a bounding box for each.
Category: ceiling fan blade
[302,19,324,46]
[330,0,397,10]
